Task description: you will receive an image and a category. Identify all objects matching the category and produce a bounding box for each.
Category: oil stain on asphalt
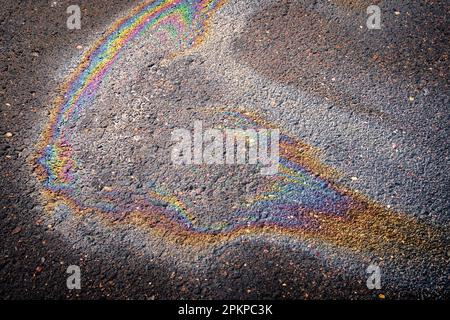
[0,0,449,299]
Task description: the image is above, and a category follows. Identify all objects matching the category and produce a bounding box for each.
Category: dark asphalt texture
[0,0,449,299]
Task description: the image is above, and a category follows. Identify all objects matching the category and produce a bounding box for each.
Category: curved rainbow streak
[36,0,225,191]
[120,110,445,258]
[36,104,447,257]
[38,112,446,258]
[43,104,442,255]
[216,110,355,217]
[32,0,448,257]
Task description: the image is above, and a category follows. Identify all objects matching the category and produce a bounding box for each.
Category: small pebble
[11,226,22,235]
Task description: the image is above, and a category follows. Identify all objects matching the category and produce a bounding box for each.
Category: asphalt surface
[0,0,449,299]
